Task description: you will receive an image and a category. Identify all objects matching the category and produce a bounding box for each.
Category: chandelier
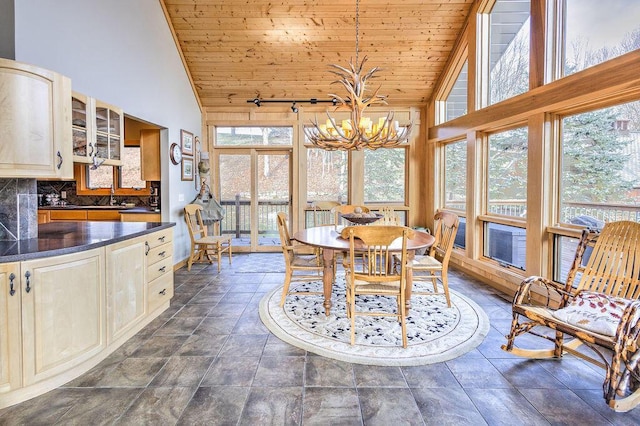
[304,0,413,151]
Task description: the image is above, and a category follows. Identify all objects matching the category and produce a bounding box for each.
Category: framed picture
[181,129,194,156]
[181,156,194,181]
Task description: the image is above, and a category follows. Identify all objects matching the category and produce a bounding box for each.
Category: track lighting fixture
[291,102,298,113]
[253,98,261,107]
[247,97,337,107]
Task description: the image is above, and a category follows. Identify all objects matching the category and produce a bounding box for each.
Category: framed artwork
[181,129,194,156]
[181,156,194,181]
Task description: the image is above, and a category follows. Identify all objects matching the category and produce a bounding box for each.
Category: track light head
[291,102,299,113]
[332,98,338,106]
[253,98,261,107]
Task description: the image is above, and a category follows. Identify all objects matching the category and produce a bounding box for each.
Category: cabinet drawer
[147,256,172,283]
[147,243,173,266]
[148,273,173,312]
[49,210,87,221]
[146,229,172,250]
[87,210,120,221]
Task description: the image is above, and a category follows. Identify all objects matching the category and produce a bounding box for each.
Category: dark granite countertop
[39,206,161,214]
[0,221,175,263]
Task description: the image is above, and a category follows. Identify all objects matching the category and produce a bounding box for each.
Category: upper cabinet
[72,92,123,167]
[0,59,73,179]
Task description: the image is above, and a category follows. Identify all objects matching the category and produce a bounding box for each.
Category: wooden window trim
[75,164,151,196]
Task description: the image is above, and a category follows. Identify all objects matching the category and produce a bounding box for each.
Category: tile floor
[1,253,640,425]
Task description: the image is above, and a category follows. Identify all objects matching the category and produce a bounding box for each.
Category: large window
[443,140,467,211]
[560,101,640,226]
[364,148,406,203]
[215,127,293,146]
[306,148,348,204]
[487,0,530,105]
[488,127,528,217]
[443,61,468,123]
[564,0,640,77]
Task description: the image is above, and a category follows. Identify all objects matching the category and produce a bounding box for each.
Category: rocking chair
[502,220,640,412]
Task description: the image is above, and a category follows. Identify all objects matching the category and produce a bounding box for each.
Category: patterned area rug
[259,276,490,366]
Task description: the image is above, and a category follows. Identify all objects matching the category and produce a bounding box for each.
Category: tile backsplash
[0,178,37,241]
[37,181,160,208]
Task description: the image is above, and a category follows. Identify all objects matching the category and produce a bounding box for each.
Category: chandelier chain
[355,0,360,65]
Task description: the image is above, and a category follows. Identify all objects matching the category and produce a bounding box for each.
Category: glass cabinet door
[72,97,88,157]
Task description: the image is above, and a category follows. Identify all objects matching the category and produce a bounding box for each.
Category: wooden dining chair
[378,206,402,225]
[277,212,324,307]
[398,210,459,307]
[312,200,341,227]
[341,225,411,348]
[332,204,370,226]
[184,204,232,272]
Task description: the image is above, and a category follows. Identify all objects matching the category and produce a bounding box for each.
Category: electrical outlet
[61,191,67,199]
[178,193,184,202]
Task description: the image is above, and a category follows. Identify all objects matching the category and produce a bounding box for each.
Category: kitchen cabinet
[106,237,146,343]
[140,129,161,181]
[48,210,87,222]
[21,248,105,386]
[37,211,49,224]
[0,225,174,409]
[72,92,123,167]
[0,59,73,179]
[0,263,22,394]
[120,212,162,222]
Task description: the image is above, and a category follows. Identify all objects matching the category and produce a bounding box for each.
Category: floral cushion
[552,292,630,337]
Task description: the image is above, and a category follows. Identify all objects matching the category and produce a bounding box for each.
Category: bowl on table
[341,213,384,225]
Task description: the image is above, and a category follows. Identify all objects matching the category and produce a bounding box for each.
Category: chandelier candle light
[304,0,413,151]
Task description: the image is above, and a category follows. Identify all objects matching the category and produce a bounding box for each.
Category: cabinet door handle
[9,273,16,296]
[24,271,31,293]
[159,289,167,295]
[158,251,166,257]
[56,151,63,170]
[159,266,166,273]
[158,236,165,243]
[145,241,150,256]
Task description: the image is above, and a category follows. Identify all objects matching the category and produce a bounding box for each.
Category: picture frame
[181,156,194,181]
[181,129,194,156]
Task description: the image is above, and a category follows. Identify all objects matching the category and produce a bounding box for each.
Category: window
[119,145,146,189]
[564,0,640,77]
[488,127,528,217]
[306,148,348,204]
[443,61,468,122]
[364,148,406,203]
[485,222,526,270]
[215,127,293,146]
[560,101,640,226]
[443,140,467,211]
[486,0,530,105]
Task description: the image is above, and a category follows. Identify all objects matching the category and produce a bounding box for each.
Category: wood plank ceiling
[160,0,475,109]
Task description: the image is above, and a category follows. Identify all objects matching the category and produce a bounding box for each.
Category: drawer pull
[56,151,63,170]
[158,251,166,257]
[9,273,16,296]
[158,236,166,242]
[24,271,31,293]
[145,241,150,256]
[159,289,167,296]
[159,266,167,273]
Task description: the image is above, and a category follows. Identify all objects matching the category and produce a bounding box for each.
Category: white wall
[14,0,201,262]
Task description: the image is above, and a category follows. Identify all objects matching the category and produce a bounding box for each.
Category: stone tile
[490,358,566,389]
[412,387,487,425]
[446,357,513,389]
[302,387,362,425]
[174,304,214,318]
[130,335,189,358]
[466,388,550,425]
[537,357,605,390]
[0,388,85,425]
[573,389,640,424]
[401,364,461,388]
[56,388,144,425]
[178,386,250,426]
[207,302,248,317]
[218,334,268,357]
[353,364,407,388]
[117,386,196,425]
[219,292,255,304]
[253,356,305,387]
[358,387,423,425]
[175,331,228,357]
[262,335,306,357]
[232,315,270,334]
[519,388,612,425]
[149,356,214,387]
[153,317,202,336]
[201,357,261,386]
[95,357,167,387]
[238,386,303,425]
[197,316,240,334]
[305,357,355,387]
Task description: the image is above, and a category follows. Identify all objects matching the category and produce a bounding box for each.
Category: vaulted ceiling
[160,0,475,109]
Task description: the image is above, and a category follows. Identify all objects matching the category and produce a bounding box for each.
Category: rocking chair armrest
[512,276,570,308]
[614,300,640,347]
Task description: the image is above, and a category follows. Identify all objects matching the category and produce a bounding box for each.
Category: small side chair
[184,204,232,272]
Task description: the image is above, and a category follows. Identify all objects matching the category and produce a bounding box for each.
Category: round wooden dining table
[293,225,435,316]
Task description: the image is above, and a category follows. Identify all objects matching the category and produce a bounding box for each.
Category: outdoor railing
[219,195,288,238]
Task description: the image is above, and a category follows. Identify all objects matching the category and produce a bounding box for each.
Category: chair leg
[217,242,222,272]
[279,272,292,307]
[440,273,451,308]
[399,294,407,348]
[350,291,356,346]
[227,241,232,265]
